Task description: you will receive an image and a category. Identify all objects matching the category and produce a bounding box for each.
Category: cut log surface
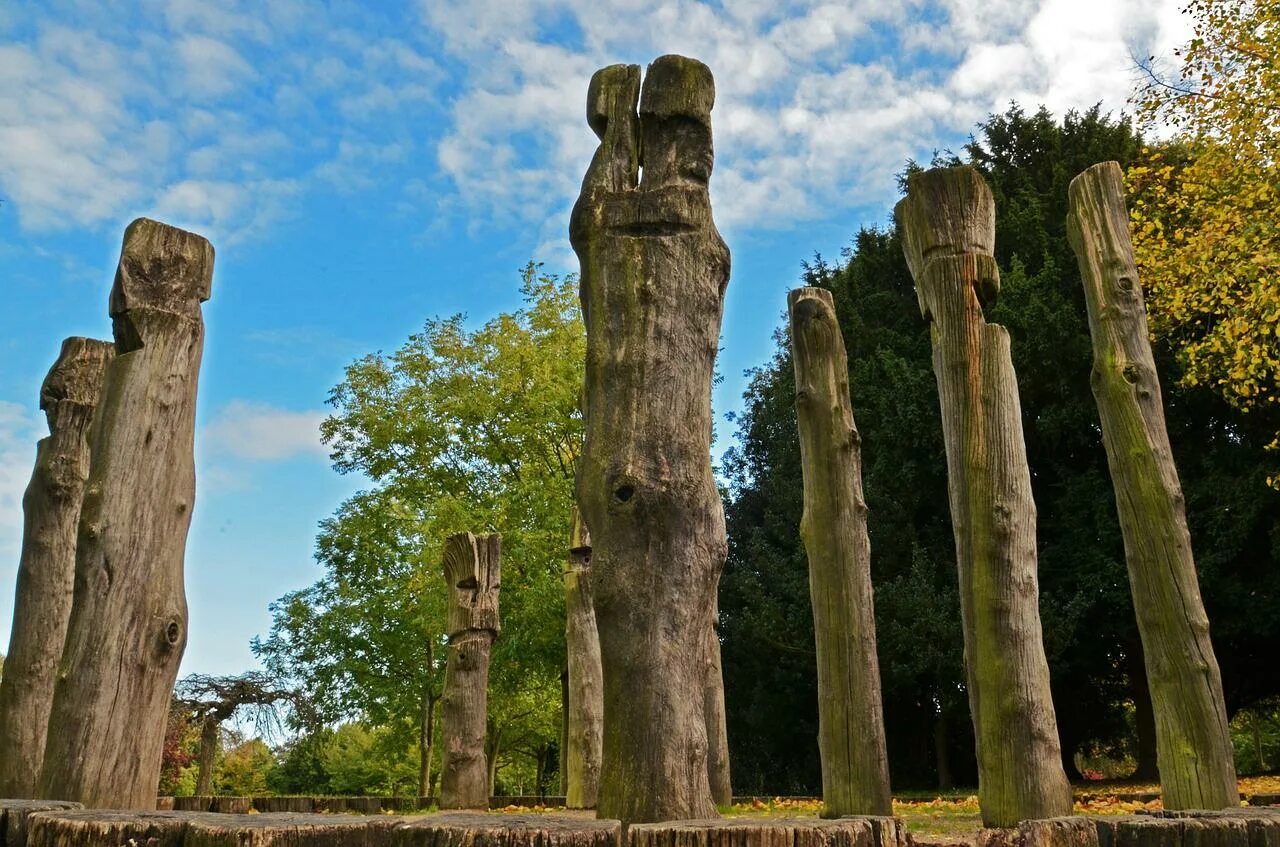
[895,167,1071,827]
[391,814,621,847]
[439,533,502,811]
[977,817,1100,847]
[1067,161,1238,811]
[630,816,908,847]
[570,54,731,826]
[788,287,892,818]
[40,219,214,810]
[565,509,603,810]
[0,339,113,798]
[0,800,83,847]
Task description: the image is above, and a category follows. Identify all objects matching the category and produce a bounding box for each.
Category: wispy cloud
[201,400,328,462]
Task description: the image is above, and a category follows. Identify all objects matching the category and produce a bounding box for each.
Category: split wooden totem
[788,286,892,817]
[0,338,113,798]
[896,167,1072,826]
[570,54,731,824]
[1067,161,1238,810]
[39,218,213,809]
[564,508,603,809]
[439,531,502,810]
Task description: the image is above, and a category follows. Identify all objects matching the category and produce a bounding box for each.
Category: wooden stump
[570,54,731,825]
[40,219,214,809]
[390,814,621,847]
[895,167,1071,826]
[0,800,83,847]
[704,604,732,810]
[564,509,603,810]
[788,286,892,818]
[184,814,399,847]
[630,817,907,847]
[1067,161,1238,811]
[26,810,190,847]
[978,817,1099,847]
[173,797,214,812]
[0,339,113,798]
[439,533,501,810]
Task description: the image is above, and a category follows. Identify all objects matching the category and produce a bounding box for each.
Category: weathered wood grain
[895,167,1071,826]
[564,509,602,809]
[39,219,213,809]
[787,287,891,818]
[0,339,112,797]
[1067,161,1238,811]
[570,54,731,825]
[439,533,501,810]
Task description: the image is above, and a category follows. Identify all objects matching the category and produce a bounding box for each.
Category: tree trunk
[1126,641,1160,782]
[194,714,219,796]
[935,706,954,791]
[570,54,730,826]
[439,532,500,810]
[1067,161,1238,810]
[787,286,892,818]
[0,338,113,798]
[559,665,569,796]
[704,605,732,809]
[420,687,437,800]
[896,167,1072,826]
[40,218,214,809]
[564,508,602,809]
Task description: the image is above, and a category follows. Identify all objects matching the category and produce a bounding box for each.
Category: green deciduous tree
[254,263,582,798]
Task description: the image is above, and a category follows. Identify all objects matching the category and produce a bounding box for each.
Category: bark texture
[439,532,501,810]
[0,338,113,798]
[392,814,621,847]
[564,508,603,809]
[40,218,213,809]
[787,286,892,818]
[895,167,1071,826]
[569,54,730,825]
[1066,161,1238,810]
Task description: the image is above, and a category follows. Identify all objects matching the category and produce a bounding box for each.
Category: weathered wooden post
[439,531,501,810]
[787,286,892,817]
[704,607,732,809]
[39,218,213,809]
[570,54,731,824]
[0,338,113,798]
[564,508,603,809]
[1067,161,1238,810]
[895,168,1072,827]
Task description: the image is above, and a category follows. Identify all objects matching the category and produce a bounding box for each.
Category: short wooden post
[788,286,892,817]
[1067,161,1238,810]
[439,532,501,810]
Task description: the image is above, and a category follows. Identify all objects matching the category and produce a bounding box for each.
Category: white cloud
[0,401,44,566]
[201,401,328,462]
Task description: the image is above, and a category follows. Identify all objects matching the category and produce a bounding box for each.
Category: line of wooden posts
[0,53,1241,832]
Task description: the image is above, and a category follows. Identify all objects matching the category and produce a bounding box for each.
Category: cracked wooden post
[895,167,1071,827]
[787,286,892,818]
[39,218,213,809]
[439,531,501,810]
[569,54,730,824]
[1067,161,1238,810]
[0,338,113,798]
[565,507,603,809]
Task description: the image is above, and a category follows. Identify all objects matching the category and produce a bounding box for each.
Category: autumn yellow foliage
[1128,0,1279,416]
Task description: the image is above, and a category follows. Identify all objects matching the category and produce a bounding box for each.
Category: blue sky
[0,0,1188,676]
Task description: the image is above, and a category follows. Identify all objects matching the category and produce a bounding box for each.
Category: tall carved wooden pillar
[570,54,730,824]
[439,531,501,810]
[788,286,892,817]
[896,168,1071,826]
[0,338,113,798]
[1067,161,1237,810]
[40,219,212,809]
